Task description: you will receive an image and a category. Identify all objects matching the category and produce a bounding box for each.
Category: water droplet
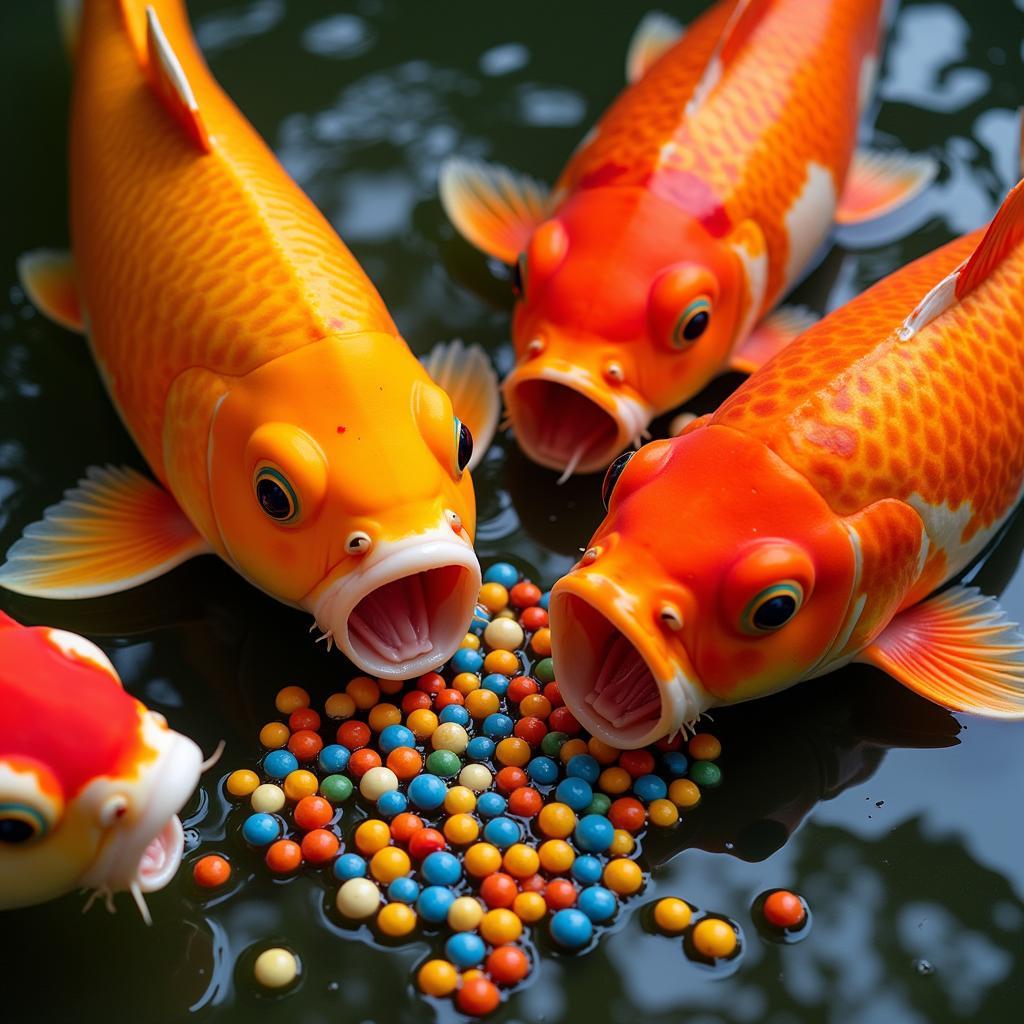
[913,958,935,976]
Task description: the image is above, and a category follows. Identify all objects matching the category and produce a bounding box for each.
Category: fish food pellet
[336,877,380,919]
[690,761,722,787]
[653,897,692,934]
[193,854,231,889]
[456,976,501,1017]
[217,559,731,1018]
[253,947,298,989]
[688,733,721,761]
[274,686,309,714]
[762,889,807,929]
[418,959,459,997]
[226,769,260,797]
[692,917,739,959]
[250,783,285,814]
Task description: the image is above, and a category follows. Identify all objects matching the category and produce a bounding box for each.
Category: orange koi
[4,0,498,678]
[550,168,1024,747]
[441,0,935,477]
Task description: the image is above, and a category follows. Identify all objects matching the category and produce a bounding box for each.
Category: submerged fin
[687,0,771,115]
[0,466,210,600]
[145,6,211,153]
[17,249,83,333]
[730,305,817,374]
[856,585,1024,719]
[422,340,500,472]
[835,148,937,226]
[439,157,550,265]
[625,12,684,83]
[955,177,1024,300]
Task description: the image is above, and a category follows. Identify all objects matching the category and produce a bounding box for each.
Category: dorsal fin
[686,0,772,115]
[898,178,1024,339]
[144,6,211,153]
[956,178,1024,300]
[625,12,684,84]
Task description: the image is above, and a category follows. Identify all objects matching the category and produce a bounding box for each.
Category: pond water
[1,1,1022,1021]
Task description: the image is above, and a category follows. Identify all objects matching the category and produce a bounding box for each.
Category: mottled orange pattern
[556,0,882,306]
[714,228,1024,596]
[71,0,396,483]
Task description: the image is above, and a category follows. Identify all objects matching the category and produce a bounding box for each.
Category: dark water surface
[2,1,1022,1021]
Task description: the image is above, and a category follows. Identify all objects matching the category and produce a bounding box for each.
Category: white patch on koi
[783,162,837,288]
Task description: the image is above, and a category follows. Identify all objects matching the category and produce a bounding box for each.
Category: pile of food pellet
[197,562,738,1016]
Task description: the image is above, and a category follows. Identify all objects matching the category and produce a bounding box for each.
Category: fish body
[549,175,1024,747]
[0,611,202,917]
[5,0,497,677]
[441,0,934,476]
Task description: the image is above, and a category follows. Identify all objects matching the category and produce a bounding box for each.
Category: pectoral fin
[625,12,684,83]
[730,305,817,374]
[438,157,550,264]
[0,466,211,600]
[17,250,83,333]
[836,148,937,226]
[855,585,1024,718]
[422,340,500,472]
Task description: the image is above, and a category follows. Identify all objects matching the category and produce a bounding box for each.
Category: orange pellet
[530,628,552,656]
[347,748,382,779]
[193,854,231,889]
[389,813,425,843]
[519,694,551,719]
[300,828,340,864]
[507,786,542,818]
[293,795,334,831]
[287,729,323,762]
[265,839,302,874]
[386,746,423,781]
[456,976,501,1016]
[486,944,530,985]
[609,797,646,833]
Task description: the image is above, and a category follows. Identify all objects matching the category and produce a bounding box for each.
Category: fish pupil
[457,421,474,473]
[753,594,796,630]
[601,450,636,510]
[0,818,35,843]
[684,310,709,341]
[257,478,291,519]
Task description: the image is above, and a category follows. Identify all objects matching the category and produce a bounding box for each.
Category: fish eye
[673,296,712,349]
[601,450,636,510]
[741,582,804,634]
[254,465,299,523]
[0,803,49,844]
[454,417,474,476]
[512,252,527,298]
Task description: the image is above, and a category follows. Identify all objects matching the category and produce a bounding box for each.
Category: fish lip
[503,363,652,475]
[549,572,707,748]
[309,525,481,679]
[81,723,202,896]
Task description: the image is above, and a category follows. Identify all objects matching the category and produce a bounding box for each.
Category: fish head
[0,623,202,916]
[549,425,859,747]
[504,186,745,475]
[207,333,481,677]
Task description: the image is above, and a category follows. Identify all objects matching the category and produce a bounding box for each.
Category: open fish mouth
[137,815,184,892]
[503,370,652,479]
[550,584,704,748]
[313,530,481,679]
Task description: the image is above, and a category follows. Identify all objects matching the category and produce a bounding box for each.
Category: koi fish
[0,610,208,919]
[549,168,1024,748]
[440,0,935,478]
[3,0,498,679]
